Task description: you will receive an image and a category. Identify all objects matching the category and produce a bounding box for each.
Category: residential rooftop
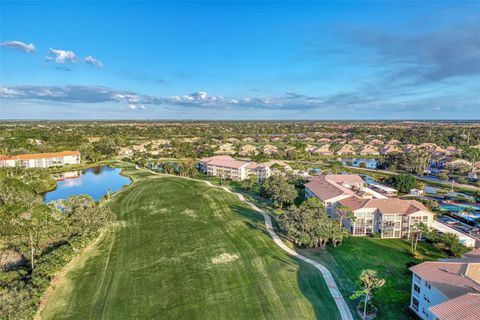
[409,249,480,300]
[0,151,80,160]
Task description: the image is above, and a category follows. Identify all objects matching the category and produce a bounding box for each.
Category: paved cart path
[203,181,354,320]
[136,165,354,320]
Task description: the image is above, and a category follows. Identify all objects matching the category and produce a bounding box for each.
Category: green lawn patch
[298,237,447,319]
[40,173,340,320]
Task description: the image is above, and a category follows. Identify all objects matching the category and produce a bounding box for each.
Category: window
[412,297,419,311]
[414,284,420,294]
[424,281,431,289]
[414,274,421,282]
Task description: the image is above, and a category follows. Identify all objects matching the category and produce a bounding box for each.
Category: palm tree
[410,222,429,254]
[351,269,386,320]
[336,204,355,229]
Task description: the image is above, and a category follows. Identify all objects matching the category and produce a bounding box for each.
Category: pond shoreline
[43,164,132,203]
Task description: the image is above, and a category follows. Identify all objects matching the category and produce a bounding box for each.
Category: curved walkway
[133,165,354,320]
[203,181,354,320]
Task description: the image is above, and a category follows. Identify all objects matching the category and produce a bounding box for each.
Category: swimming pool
[440,202,480,212]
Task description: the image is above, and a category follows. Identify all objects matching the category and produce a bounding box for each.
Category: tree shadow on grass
[297,260,343,320]
[229,203,343,319]
[229,204,271,237]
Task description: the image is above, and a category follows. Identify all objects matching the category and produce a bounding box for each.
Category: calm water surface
[44,166,131,203]
[340,158,378,169]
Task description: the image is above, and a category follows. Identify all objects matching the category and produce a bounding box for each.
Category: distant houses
[336,144,356,155]
[311,144,333,155]
[0,151,81,168]
[380,144,401,155]
[238,144,257,156]
[262,144,278,155]
[359,144,380,156]
[409,248,480,319]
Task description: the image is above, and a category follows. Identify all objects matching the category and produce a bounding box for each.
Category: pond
[43,166,131,203]
[340,158,379,169]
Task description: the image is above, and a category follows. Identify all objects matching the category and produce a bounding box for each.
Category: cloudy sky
[1,1,479,120]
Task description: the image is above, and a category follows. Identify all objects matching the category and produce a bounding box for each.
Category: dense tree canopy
[280,198,348,248]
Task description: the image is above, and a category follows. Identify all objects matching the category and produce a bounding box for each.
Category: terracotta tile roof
[0,151,80,160]
[339,197,429,215]
[200,155,234,163]
[200,155,249,169]
[430,293,480,320]
[260,160,289,169]
[338,196,370,210]
[207,159,248,169]
[369,139,384,145]
[349,139,364,144]
[325,174,364,185]
[305,175,356,201]
[442,248,480,263]
[388,139,401,144]
[360,145,379,154]
[409,262,480,299]
[336,144,356,154]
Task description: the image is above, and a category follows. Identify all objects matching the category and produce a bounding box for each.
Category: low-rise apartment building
[409,249,480,319]
[337,197,434,238]
[304,174,367,214]
[199,156,290,181]
[0,151,81,168]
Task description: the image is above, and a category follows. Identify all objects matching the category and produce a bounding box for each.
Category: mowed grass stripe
[41,176,340,320]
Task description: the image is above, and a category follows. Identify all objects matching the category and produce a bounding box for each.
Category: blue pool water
[340,158,379,169]
[44,166,131,203]
[440,203,480,212]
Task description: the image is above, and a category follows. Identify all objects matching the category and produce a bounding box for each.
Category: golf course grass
[299,237,447,319]
[40,169,340,319]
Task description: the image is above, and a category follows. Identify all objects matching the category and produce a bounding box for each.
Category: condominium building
[409,249,480,319]
[0,151,81,168]
[304,174,367,214]
[199,155,290,181]
[337,196,434,238]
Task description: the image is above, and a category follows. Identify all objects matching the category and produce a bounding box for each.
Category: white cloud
[45,48,79,63]
[168,92,225,105]
[0,86,20,97]
[84,55,103,68]
[0,85,326,110]
[0,41,36,53]
[128,104,146,110]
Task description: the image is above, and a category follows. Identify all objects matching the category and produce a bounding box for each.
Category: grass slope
[41,172,340,319]
[299,237,447,319]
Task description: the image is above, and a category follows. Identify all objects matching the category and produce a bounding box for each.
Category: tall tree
[262,174,297,208]
[335,204,355,229]
[351,270,386,320]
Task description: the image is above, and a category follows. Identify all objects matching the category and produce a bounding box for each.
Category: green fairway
[299,237,447,319]
[40,172,340,319]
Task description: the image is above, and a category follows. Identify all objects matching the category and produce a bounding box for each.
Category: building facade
[305,174,368,214]
[337,197,434,238]
[199,156,290,181]
[409,249,480,320]
[0,151,81,168]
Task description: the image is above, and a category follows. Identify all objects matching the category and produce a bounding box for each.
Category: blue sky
[1,1,479,119]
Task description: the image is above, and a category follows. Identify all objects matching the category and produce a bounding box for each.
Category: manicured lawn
[40,171,340,319]
[299,237,447,319]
